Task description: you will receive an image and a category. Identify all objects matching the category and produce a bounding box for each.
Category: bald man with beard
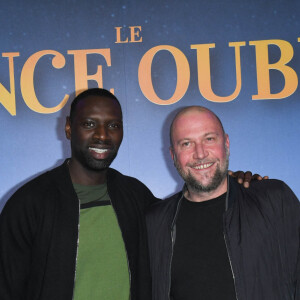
[146,106,300,300]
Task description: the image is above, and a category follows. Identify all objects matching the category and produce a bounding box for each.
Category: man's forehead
[174,109,216,127]
[172,109,223,138]
[74,96,122,116]
[77,95,118,108]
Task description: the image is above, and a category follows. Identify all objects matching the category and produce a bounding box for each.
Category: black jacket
[0,160,158,300]
[146,177,300,300]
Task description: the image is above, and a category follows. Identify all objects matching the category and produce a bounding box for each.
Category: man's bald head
[169,106,225,148]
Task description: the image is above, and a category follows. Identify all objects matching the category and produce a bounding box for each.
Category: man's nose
[93,125,109,141]
[193,143,208,160]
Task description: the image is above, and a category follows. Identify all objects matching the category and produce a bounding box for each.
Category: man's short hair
[169,106,225,148]
[69,88,121,122]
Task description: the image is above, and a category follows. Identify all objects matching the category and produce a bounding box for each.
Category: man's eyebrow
[204,132,219,136]
[176,138,191,145]
[79,115,122,121]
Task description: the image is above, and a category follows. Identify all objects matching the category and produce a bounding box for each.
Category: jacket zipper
[71,196,81,300]
[223,177,239,300]
[110,199,132,300]
[168,226,176,300]
[168,194,184,300]
[223,231,239,300]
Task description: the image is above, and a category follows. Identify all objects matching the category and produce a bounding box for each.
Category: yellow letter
[115,27,129,43]
[191,42,246,103]
[130,26,142,42]
[68,49,113,95]
[20,50,69,113]
[0,52,20,116]
[138,45,190,105]
[249,39,298,99]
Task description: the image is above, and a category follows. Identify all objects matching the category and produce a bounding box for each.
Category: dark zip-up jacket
[146,177,300,300]
[0,160,158,300]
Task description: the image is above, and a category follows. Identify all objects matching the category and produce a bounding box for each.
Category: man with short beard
[0,88,157,300]
[146,106,300,300]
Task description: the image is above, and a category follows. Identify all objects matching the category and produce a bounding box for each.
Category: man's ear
[169,146,175,161]
[225,133,230,155]
[65,117,71,140]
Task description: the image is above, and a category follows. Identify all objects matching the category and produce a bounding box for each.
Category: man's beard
[75,143,118,171]
[82,150,118,171]
[174,146,229,193]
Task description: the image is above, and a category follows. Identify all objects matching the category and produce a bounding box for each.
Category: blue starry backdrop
[0,0,299,209]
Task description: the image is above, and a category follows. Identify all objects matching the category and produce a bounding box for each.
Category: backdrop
[1,0,299,210]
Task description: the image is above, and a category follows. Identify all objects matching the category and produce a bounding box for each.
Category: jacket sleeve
[296,244,300,299]
[294,198,300,300]
[279,182,300,299]
[0,192,37,300]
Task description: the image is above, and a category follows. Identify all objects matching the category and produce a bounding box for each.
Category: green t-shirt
[72,183,130,300]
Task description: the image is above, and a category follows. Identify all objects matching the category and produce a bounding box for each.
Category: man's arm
[285,185,300,300]
[0,193,35,299]
[277,182,300,299]
[296,244,300,299]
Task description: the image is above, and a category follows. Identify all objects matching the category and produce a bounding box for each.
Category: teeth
[193,163,213,170]
[89,147,108,154]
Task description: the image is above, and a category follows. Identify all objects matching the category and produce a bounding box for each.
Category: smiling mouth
[89,147,109,154]
[192,163,214,170]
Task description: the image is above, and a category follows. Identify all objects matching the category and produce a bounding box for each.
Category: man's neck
[184,177,228,202]
[67,158,107,185]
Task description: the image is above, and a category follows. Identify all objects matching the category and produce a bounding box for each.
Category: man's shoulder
[245,178,295,197]
[2,163,69,214]
[147,191,182,217]
[231,177,292,195]
[14,163,66,195]
[145,191,182,232]
[231,177,299,211]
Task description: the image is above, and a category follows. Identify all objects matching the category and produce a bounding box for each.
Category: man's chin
[83,155,116,171]
[89,159,113,170]
[187,180,216,193]
[186,171,227,193]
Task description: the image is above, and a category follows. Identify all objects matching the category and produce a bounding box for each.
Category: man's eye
[82,121,94,128]
[181,141,190,147]
[108,123,122,129]
[206,137,215,142]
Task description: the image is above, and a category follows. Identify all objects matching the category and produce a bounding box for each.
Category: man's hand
[228,170,269,188]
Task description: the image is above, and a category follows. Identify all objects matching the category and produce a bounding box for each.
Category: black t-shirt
[170,193,236,300]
